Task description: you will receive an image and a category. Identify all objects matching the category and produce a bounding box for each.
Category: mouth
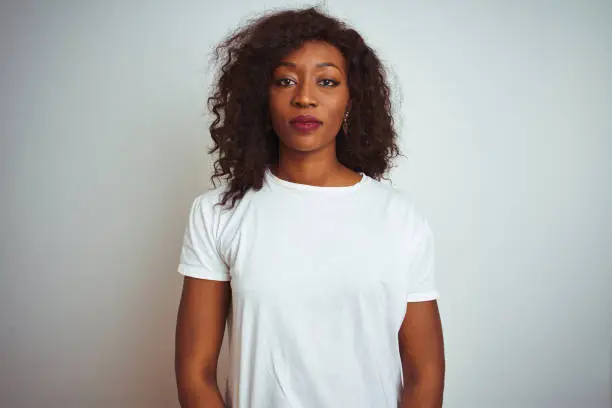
[289,115,323,133]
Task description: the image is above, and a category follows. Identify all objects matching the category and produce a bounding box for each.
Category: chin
[279,132,336,153]
[284,140,328,154]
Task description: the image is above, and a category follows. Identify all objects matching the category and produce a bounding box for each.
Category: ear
[345,100,352,114]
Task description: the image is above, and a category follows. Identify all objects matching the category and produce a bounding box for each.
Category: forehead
[278,40,346,70]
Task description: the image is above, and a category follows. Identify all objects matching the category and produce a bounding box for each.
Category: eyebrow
[277,61,342,71]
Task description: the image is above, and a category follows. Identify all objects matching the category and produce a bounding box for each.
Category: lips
[289,115,322,133]
[290,114,322,124]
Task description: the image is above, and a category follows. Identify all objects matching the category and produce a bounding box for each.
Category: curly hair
[207,6,401,210]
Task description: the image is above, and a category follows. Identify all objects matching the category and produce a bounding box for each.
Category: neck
[271,149,359,188]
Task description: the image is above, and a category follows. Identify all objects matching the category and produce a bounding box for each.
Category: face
[268,40,350,154]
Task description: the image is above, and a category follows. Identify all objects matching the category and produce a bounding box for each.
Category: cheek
[328,98,348,123]
[268,96,290,136]
[268,93,286,121]
[325,88,349,115]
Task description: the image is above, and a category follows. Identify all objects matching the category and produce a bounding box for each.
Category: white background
[1,1,611,407]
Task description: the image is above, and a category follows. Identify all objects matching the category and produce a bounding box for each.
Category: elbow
[176,357,219,394]
[176,364,221,408]
[402,361,445,407]
[403,360,445,400]
[405,360,445,388]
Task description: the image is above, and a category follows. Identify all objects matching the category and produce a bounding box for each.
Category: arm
[175,276,231,408]
[398,300,445,408]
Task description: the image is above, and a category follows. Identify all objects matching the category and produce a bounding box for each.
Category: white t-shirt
[178,167,438,408]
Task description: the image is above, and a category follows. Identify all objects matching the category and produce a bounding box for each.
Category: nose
[291,81,317,108]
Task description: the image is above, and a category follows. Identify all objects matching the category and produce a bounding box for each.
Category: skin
[175,40,445,408]
[399,301,445,408]
[175,277,230,408]
[268,40,361,187]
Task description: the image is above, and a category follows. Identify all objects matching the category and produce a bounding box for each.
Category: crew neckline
[265,167,368,192]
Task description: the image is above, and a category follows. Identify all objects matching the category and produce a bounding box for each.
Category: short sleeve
[405,217,439,302]
[177,194,230,281]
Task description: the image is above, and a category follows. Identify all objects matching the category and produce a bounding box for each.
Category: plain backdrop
[1,1,611,407]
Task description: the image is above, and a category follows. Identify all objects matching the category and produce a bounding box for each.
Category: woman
[175,6,445,408]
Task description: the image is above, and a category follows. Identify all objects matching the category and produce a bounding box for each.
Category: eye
[319,79,340,87]
[274,78,296,87]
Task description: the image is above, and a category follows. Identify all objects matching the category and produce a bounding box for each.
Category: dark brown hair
[207,6,401,209]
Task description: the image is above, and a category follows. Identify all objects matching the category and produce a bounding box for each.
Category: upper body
[178,166,438,407]
[175,6,444,408]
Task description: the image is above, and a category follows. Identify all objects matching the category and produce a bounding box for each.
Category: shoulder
[185,184,235,228]
[366,177,432,237]
[188,183,257,227]
[191,185,227,210]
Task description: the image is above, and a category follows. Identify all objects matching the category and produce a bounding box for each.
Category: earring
[343,111,349,135]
